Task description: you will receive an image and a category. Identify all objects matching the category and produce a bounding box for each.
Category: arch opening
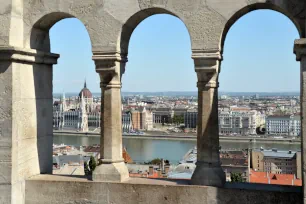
[219,9,301,185]
[221,3,303,51]
[30,12,93,52]
[118,8,191,55]
[121,14,196,178]
[30,16,98,176]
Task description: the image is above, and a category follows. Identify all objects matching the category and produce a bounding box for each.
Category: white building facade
[266,115,301,136]
[219,107,257,135]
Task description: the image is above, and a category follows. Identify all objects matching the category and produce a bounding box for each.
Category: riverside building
[265,115,301,136]
[122,112,133,133]
[53,82,99,132]
[184,109,198,129]
[218,107,258,135]
[131,106,153,131]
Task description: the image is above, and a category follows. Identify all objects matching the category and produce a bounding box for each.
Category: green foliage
[89,156,96,172]
[149,158,162,165]
[84,162,90,176]
[230,172,244,183]
[84,156,97,176]
[172,115,184,124]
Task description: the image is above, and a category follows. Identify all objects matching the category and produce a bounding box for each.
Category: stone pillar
[92,52,129,182]
[294,39,306,204]
[0,47,58,204]
[191,50,225,187]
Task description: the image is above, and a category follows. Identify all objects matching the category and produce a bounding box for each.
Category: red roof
[250,170,302,186]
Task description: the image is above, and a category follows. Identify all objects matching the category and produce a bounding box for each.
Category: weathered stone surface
[206,0,248,20]
[294,39,306,204]
[93,162,129,182]
[0,60,12,204]
[0,47,58,204]
[18,0,305,51]
[0,184,11,204]
[92,52,129,182]
[25,176,302,204]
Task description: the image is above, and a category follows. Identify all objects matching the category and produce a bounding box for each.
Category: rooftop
[250,170,302,186]
[254,149,297,159]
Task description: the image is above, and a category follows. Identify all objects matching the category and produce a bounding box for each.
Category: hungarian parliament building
[53,82,101,132]
[53,82,152,133]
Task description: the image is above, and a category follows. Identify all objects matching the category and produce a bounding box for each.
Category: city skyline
[51,10,300,93]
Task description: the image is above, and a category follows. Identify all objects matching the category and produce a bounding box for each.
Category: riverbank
[53,131,301,144]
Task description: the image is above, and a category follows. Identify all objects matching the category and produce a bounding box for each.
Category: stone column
[0,47,58,204]
[191,50,225,187]
[294,39,306,203]
[92,52,129,182]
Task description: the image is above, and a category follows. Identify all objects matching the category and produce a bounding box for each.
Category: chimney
[289,150,292,154]
[149,166,154,175]
[165,165,170,174]
[157,169,162,178]
[161,159,165,173]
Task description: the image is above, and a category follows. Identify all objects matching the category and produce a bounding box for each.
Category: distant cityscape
[53,82,301,137]
[51,82,302,186]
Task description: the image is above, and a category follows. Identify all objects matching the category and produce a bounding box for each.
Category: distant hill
[53,91,299,98]
[219,92,300,97]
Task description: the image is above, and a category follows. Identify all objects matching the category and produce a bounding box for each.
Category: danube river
[54,135,301,164]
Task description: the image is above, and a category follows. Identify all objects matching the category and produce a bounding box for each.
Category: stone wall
[20,0,306,52]
[25,176,302,204]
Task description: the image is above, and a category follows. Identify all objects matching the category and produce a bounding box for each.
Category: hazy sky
[50,10,300,93]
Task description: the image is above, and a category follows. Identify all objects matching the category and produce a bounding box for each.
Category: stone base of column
[190,162,225,187]
[93,162,129,182]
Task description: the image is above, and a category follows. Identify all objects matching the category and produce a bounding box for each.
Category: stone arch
[26,11,95,175]
[29,12,93,52]
[118,8,192,55]
[220,3,303,52]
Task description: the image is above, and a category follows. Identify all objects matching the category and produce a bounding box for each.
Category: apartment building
[252,149,301,179]
[219,107,257,135]
[266,115,300,136]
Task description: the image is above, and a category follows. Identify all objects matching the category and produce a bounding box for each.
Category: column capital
[192,49,222,61]
[92,51,127,64]
[294,39,306,61]
[93,51,127,88]
[0,46,59,65]
[192,49,221,89]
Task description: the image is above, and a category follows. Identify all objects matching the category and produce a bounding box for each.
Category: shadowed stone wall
[25,176,302,204]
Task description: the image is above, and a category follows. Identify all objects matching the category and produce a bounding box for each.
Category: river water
[54,135,301,164]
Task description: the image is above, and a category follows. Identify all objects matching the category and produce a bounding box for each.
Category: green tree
[84,162,90,176]
[150,158,162,165]
[231,172,244,182]
[84,156,97,176]
[89,156,97,174]
[172,115,184,124]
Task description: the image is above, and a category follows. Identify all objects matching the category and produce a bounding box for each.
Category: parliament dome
[79,81,93,98]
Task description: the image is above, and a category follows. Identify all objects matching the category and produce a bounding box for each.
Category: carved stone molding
[0,46,59,65]
[192,49,222,88]
[294,38,306,61]
[93,51,127,88]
